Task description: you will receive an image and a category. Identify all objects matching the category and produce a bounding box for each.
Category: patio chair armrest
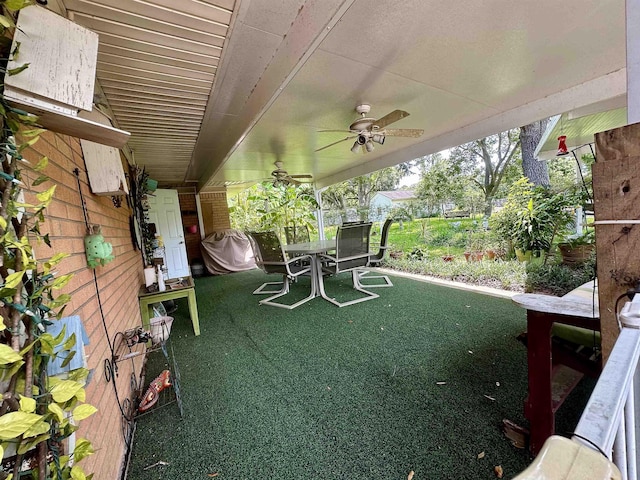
[260,261,289,267]
[286,254,312,265]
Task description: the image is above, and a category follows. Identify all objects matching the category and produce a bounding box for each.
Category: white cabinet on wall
[3,6,129,148]
[80,110,129,196]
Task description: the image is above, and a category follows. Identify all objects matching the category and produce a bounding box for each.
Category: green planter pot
[515,248,532,262]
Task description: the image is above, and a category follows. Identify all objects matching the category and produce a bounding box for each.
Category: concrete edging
[372,267,521,300]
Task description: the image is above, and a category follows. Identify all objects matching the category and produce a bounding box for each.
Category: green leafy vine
[0,1,96,478]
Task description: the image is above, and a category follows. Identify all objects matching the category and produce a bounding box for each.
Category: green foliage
[229,183,319,237]
[385,256,526,291]
[352,217,478,256]
[491,177,582,254]
[561,228,595,248]
[0,5,96,477]
[448,129,521,215]
[415,154,464,214]
[525,256,596,296]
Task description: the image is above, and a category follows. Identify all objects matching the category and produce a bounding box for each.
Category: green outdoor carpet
[126,269,594,479]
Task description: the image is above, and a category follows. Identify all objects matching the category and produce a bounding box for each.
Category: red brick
[11,132,151,478]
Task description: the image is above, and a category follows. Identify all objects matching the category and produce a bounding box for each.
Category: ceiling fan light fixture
[365,140,375,152]
[351,141,362,153]
[372,134,385,145]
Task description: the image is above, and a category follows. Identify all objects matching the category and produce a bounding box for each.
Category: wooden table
[138,277,200,336]
[512,281,599,454]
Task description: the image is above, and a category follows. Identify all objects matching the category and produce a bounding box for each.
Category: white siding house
[369,190,417,221]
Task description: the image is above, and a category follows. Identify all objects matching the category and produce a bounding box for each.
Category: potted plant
[512,190,577,261]
[467,230,487,261]
[558,229,595,266]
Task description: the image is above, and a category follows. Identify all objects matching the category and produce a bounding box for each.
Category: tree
[321,165,405,220]
[449,130,520,217]
[520,119,550,186]
[415,153,464,215]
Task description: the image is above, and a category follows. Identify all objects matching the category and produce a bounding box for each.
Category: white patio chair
[318,223,379,307]
[247,231,315,309]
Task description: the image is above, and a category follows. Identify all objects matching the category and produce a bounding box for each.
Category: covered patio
[4,0,638,478]
[125,271,593,479]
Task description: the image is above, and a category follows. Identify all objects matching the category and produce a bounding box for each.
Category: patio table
[512,281,599,455]
[283,239,336,301]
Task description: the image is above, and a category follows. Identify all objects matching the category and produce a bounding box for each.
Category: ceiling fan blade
[373,110,410,129]
[383,128,424,138]
[318,129,353,133]
[290,174,313,179]
[315,136,355,152]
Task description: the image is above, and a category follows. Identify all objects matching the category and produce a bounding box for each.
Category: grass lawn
[324,217,482,256]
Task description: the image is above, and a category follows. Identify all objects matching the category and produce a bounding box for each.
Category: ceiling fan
[315,104,424,153]
[267,161,313,187]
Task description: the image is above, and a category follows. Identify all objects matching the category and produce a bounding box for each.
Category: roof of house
[374,190,417,201]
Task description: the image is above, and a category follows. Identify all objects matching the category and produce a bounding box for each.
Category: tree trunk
[520,120,550,186]
[483,195,492,218]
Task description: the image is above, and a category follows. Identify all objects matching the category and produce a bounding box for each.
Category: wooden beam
[7,96,130,148]
[593,122,640,359]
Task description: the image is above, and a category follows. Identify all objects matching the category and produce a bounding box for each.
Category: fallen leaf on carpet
[327,386,331,390]
[477,452,485,459]
[468,350,473,354]
[407,470,414,480]
[494,465,503,478]
[381,327,384,330]
[484,395,495,401]
[143,461,168,470]
[348,320,353,323]
[436,381,446,385]
[208,474,219,477]
[501,419,528,449]
[465,305,471,308]
[496,382,500,387]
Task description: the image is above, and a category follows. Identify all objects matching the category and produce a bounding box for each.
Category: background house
[369,190,425,221]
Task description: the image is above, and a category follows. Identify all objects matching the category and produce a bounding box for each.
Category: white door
[147,189,190,279]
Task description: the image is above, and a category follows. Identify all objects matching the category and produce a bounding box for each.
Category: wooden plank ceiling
[64,0,235,184]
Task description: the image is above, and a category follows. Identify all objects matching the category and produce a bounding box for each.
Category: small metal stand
[104,318,183,447]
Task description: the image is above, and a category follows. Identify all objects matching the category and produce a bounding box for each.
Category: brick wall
[24,131,143,479]
[199,191,230,237]
[178,193,201,262]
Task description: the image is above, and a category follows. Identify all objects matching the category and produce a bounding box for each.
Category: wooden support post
[593,122,640,359]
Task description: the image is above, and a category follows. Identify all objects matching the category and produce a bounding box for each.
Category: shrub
[525,256,596,296]
[383,256,526,291]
